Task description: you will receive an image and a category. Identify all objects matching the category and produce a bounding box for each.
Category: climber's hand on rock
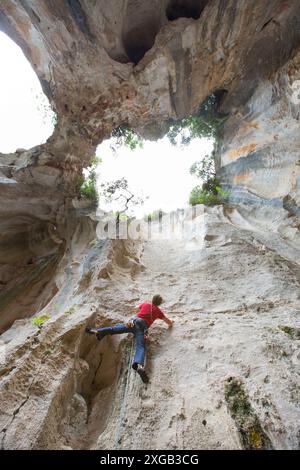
[163,316,174,328]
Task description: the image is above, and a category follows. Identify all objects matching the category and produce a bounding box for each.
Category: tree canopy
[112,92,228,149]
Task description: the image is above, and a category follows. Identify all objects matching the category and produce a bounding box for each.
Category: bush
[79,156,100,201]
[189,185,228,206]
[80,175,98,200]
[31,312,51,328]
[189,147,229,207]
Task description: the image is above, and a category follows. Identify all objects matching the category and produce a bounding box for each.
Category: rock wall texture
[0,208,299,450]
[0,0,299,450]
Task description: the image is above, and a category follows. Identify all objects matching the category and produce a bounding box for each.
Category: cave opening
[93,134,215,219]
[122,19,161,65]
[0,32,56,153]
[121,0,163,65]
[84,91,228,218]
[89,89,228,218]
[79,91,229,220]
[166,0,209,21]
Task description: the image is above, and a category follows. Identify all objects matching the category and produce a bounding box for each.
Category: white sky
[96,137,214,217]
[0,32,54,153]
[0,31,214,216]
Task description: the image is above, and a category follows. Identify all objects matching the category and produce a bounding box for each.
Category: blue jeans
[97,317,148,369]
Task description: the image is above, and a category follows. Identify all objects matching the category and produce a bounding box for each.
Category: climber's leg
[132,332,146,369]
[132,333,149,383]
[95,323,133,341]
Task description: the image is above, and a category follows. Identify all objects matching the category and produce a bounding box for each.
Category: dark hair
[152,294,163,306]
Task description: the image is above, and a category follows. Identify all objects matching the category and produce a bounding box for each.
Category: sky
[0,32,55,153]
[0,31,214,216]
[96,137,214,217]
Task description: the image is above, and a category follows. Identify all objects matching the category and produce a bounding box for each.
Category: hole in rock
[85,92,229,221]
[166,0,209,21]
[121,1,162,65]
[122,20,160,65]
[0,32,56,153]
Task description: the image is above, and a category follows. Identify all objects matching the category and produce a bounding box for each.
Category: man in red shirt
[85,294,173,383]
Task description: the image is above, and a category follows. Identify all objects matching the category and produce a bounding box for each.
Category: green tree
[111,125,143,150]
[189,153,229,207]
[111,94,227,150]
[166,93,228,146]
[79,156,100,201]
[190,153,221,194]
[100,177,145,215]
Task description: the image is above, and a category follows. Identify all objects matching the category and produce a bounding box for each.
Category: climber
[85,294,173,383]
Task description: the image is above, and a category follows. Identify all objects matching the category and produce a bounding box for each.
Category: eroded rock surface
[0,0,299,450]
[0,207,299,449]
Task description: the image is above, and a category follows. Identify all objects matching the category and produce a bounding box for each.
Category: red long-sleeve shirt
[137,302,165,327]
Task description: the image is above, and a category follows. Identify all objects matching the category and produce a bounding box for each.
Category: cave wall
[1,0,299,190]
[1,0,299,329]
[0,207,299,450]
[218,42,300,208]
[0,0,300,450]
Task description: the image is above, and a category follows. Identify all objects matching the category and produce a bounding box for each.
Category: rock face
[0,0,300,450]
[0,208,299,450]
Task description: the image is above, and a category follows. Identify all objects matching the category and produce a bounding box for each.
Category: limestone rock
[0,0,300,450]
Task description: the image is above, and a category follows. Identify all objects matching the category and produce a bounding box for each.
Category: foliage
[279,325,300,339]
[100,177,145,215]
[79,156,100,201]
[31,312,51,328]
[224,377,273,450]
[111,125,143,150]
[189,185,228,206]
[189,152,229,207]
[111,93,227,150]
[166,93,228,146]
[190,153,215,181]
[190,153,219,193]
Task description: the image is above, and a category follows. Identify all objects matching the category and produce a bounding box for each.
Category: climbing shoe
[85,327,102,338]
[96,331,105,341]
[136,365,149,384]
